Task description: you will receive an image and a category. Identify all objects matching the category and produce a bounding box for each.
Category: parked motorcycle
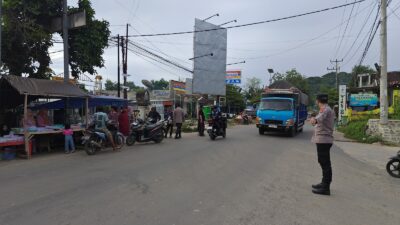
[207,115,227,140]
[126,118,165,146]
[386,150,400,178]
[82,124,124,155]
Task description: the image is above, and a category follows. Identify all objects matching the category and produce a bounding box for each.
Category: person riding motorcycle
[93,108,116,151]
[148,106,161,123]
[211,105,223,133]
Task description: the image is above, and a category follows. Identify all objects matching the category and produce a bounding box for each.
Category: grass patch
[338,120,382,144]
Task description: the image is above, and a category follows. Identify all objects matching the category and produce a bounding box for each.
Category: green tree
[151,78,169,90]
[68,0,110,78]
[349,65,376,87]
[1,0,110,79]
[105,79,117,90]
[272,69,309,94]
[226,85,245,112]
[244,77,263,104]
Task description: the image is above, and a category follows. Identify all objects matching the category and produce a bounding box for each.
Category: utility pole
[0,0,3,69]
[62,0,69,83]
[327,59,343,90]
[117,34,121,98]
[121,36,126,98]
[380,0,388,125]
[124,24,129,100]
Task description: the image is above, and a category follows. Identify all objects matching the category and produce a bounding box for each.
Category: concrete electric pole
[380,0,388,125]
[63,0,69,83]
[327,59,343,90]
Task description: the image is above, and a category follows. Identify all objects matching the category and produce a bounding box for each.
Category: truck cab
[256,89,308,136]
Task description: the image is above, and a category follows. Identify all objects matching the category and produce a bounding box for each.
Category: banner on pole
[226,70,241,84]
[338,85,347,122]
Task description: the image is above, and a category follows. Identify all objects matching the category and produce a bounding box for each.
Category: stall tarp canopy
[1,75,89,97]
[33,95,128,110]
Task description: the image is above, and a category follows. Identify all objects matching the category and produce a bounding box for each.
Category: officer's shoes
[312,185,331,196]
[311,183,324,189]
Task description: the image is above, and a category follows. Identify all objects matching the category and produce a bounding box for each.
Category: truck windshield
[260,99,293,111]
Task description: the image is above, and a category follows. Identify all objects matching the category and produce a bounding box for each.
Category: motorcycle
[126,118,165,146]
[82,124,124,155]
[386,150,400,178]
[207,115,227,140]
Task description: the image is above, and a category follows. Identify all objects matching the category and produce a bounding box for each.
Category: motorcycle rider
[148,106,161,123]
[93,107,116,151]
[211,105,223,133]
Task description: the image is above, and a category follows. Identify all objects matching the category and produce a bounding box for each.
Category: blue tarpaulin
[33,95,128,110]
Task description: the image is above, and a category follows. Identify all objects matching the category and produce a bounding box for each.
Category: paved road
[0,125,399,225]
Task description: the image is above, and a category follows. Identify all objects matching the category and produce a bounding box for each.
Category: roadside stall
[0,75,89,159]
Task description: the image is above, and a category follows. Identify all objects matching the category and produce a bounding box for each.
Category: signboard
[338,85,347,122]
[152,90,170,99]
[170,80,186,94]
[349,94,378,107]
[50,10,87,32]
[193,18,227,96]
[52,76,77,84]
[226,70,241,84]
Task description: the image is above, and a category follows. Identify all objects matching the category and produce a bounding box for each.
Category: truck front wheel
[259,128,264,135]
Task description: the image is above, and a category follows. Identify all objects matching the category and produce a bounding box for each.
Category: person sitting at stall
[37,108,51,127]
[21,109,36,128]
[0,124,10,137]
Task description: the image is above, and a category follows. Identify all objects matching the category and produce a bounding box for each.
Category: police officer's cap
[316,94,329,103]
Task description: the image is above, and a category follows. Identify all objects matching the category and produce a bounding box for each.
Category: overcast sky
[50,0,400,88]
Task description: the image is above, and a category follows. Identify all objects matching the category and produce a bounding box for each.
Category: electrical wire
[335,0,358,58]
[117,0,366,38]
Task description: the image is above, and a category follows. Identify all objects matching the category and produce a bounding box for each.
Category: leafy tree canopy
[1,0,110,79]
[226,84,245,111]
[151,78,169,90]
[272,69,309,94]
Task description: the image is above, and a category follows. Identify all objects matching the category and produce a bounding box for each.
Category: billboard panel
[193,19,227,96]
[226,70,241,84]
[170,80,186,94]
[338,85,347,122]
[350,93,378,107]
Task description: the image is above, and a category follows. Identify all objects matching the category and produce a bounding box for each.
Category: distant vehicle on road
[256,83,308,137]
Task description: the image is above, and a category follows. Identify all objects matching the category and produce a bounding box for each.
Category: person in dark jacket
[164,108,173,138]
[148,107,161,122]
[310,94,335,196]
[198,105,205,136]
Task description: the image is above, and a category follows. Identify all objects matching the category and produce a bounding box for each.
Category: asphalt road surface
[0,125,399,225]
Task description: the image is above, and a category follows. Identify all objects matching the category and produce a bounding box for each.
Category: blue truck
[256,87,308,137]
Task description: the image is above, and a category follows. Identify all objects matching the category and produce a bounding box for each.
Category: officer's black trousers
[316,143,333,185]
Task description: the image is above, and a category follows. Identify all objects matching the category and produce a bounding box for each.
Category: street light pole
[380,0,388,125]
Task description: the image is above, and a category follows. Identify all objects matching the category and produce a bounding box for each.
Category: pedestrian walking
[198,105,205,136]
[310,94,335,196]
[63,124,75,154]
[173,103,185,139]
[119,107,130,137]
[164,108,173,138]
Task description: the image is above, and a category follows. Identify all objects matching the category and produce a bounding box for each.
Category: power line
[341,0,378,61]
[128,40,193,73]
[335,0,358,58]
[119,0,366,38]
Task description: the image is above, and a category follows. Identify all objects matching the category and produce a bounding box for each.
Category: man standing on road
[310,94,335,196]
[173,103,185,139]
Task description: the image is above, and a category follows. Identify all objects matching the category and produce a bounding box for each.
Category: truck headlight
[286,119,294,126]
